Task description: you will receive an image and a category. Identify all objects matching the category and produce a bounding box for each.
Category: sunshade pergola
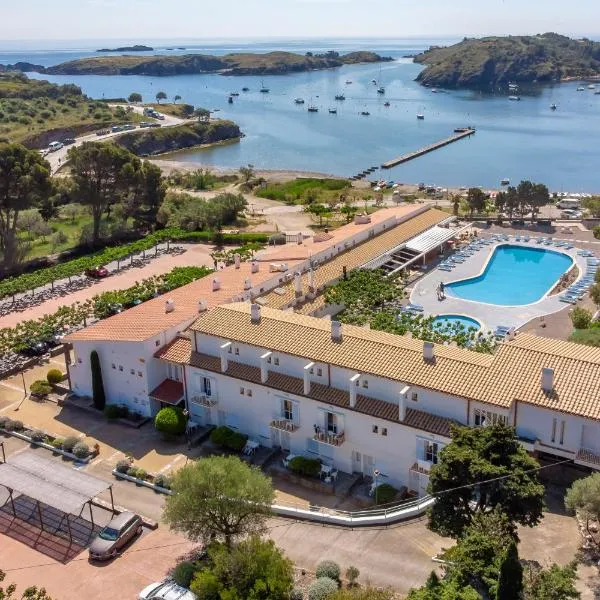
[0,449,114,541]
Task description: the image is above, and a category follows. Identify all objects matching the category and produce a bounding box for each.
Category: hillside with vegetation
[36,50,392,76]
[414,33,600,89]
[0,72,141,145]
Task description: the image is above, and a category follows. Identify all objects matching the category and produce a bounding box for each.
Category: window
[283,399,294,421]
[228,346,232,354]
[411,392,418,402]
[274,357,280,366]
[130,369,135,375]
[317,368,322,377]
[234,347,239,355]
[382,428,388,436]
[137,371,142,377]
[309,367,314,375]
[155,340,160,347]
[326,412,337,433]
[240,387,245,395]
[560,420,566,445]
[111,363,116,370]
[424,441,439,464]
[267,356,272,364]
[474,408,506,427]
[372,425,378,434]
[202,377,212,396]
[551,418,557,443]
[119,365,123,372]
[362,379,369,389]
[247,389,253,397]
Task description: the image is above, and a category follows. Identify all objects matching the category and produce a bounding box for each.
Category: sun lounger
[405,303,424,312]
[535,238,544,244]
[438,266,454,272]
[523,236,530,242]
[559,296,577,304]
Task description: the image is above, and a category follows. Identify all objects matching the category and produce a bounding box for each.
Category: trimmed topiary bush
[72,442,90,459]
[115,459,131,473]
[308,577,338,600]
[316,561,341,583]
[46,369,63,384]
[62,435,80,453]
[127,466,148,480]
[290,588,304,600]
[226,431,249,452]
[0,415,10,429]
[30,379,53,397]
[154,473,172,489]
[210,425,234,447]
[51,437,65,450]
[172,560,196,588]
[6,419,23,432]
[29,429,46,443]
[374,483,398,505]
[154,406,187,437]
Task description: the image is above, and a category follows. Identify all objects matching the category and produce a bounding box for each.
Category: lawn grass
[569,328,600,347]
[255,177,352,204]
[147,103,194,118]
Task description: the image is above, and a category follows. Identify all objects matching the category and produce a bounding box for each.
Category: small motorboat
[588,84,596,90]
[377,86,385,94]
[384,101,390,107]
[508,95,521,101]
[550,103,557,110]
[334,94,346,100]
[361,110,370,116]
[431,88,438,93]
[242,87,250,92]
[417,113,425,119]
[308,105,318,112]
[345,80,352,84]
[501,178,510,186]
[576,86,585,91]
[294,98,305,104]
[228,95,234,104]
[328,108,337,114]
[595,91,600,95]
[230,92,240,97]
[260,80,270,93]
[371,79,377,84]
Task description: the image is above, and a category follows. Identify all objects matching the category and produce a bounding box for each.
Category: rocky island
[414,33,600,90]
[97,45,154,52]
[34,50,392,76]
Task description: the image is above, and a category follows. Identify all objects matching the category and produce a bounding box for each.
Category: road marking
[0,381,25,393]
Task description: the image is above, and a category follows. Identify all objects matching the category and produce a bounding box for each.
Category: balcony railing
[313,430,345,446]
[409,460,432,475]
[270,418,299,432]
[190,394,217,408]
[576,447,600,467]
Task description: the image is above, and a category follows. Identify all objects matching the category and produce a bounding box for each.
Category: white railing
[190,394,217,407]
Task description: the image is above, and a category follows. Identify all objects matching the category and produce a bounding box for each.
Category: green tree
[38,197,58,222]
[128,92,142,103]
[191,537,293,600]
[591,283,600,306]
[154,406,187,437]
[68,142,141,243]
[324,269,397,313]
[582,196,600,218]
[306,203,330,226]
[238,163,255,185]
[565,472,600,529]
[156,91,167,104]
[523,562,580,600]
[0,143,52,269]
[122,160,166,230]
[569,307,592,329]
[450,193,462,216]
[330,588,393,600]
[174,95,182,103]
[496,542,523,600]
[163,455,274,547]
[90,350,105,410]
[340,203,358,223]
[466,187,486,217]
[428,424,545,538]
[406,572,479,600]
[0,569,53,600]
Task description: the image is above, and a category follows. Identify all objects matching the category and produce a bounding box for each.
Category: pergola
[0,449,114,542]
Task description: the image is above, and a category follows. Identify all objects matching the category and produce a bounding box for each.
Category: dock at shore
[381,128,476,169]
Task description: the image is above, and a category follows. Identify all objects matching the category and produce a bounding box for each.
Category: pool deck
[409,237,589,332]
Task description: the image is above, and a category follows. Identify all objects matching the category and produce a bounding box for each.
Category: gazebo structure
[0,450,114,545]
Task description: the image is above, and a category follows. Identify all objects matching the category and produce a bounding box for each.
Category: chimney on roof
[331,320,342,342]
[251,303,261,323]
[212,278,220,292]
[234,253,241,269]
[244,278,252,290]
[304,362,314,395]
[349,373,360,408]
[423,341,434,361]
[260,351,271,383]
[220,342,231,372]
[251,261,259,273]
[294,272,302,297]
[541,367,554,393]
[198,299,208,312]
[399,385,410,421]
[165,299,175,313]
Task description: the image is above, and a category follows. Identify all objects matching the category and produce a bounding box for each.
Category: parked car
[138,580,198,600]
[148,123,162,128]
[62,138,76,145]
[122,124,136,131]
[85,266,109,278]
[89,511,142,561]
[20,340,49,357]
[48,141,63,152]
[108,303,124,315]
[561,209,582,220]
[96,128,110,136]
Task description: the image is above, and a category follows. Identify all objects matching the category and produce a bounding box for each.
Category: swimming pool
[432,314,481,331]
[446,245,573,306]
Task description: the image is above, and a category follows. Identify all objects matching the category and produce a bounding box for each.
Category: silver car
[138,580,198,600]
[89,511,143,560]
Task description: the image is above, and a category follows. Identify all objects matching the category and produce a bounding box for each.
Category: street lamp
[373,468,380,505]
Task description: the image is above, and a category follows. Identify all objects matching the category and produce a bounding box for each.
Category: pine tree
[496,542,523,600]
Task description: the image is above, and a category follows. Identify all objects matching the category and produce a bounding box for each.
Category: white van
[48,141,63,152]
[556,198,581,210]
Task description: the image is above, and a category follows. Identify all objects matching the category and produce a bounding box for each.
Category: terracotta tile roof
[183,348,453,437]
[259,207,450,309]
[155,335,192,363]
[149,378,184,405]
[188,303,600,421]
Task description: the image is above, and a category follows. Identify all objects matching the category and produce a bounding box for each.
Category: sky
[2,0,599,42]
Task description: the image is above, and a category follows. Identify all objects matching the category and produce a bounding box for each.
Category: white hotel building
[65,206,600,495]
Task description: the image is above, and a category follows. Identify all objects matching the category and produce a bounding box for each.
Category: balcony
[313,430,345,446]
[270,418,299,433]
[576,448,600,469]
[190,393,218,408]
[409,460,432,475]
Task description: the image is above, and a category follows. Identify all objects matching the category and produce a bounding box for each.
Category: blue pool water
[432,315,481,331]
[446,245,573,306]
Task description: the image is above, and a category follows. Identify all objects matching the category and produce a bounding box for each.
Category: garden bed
[112,459,173,494]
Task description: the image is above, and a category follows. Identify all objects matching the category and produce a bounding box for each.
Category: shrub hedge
[30,379,53,396]
[154,407,187,436]
[315,561,341,583]
[374,483,398,505]
[72,442,90,459]
[46,368,63,384]
[308,577,338,600]
[209,425,248,452]
[288,456,322,478]
[62,435,80,453]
